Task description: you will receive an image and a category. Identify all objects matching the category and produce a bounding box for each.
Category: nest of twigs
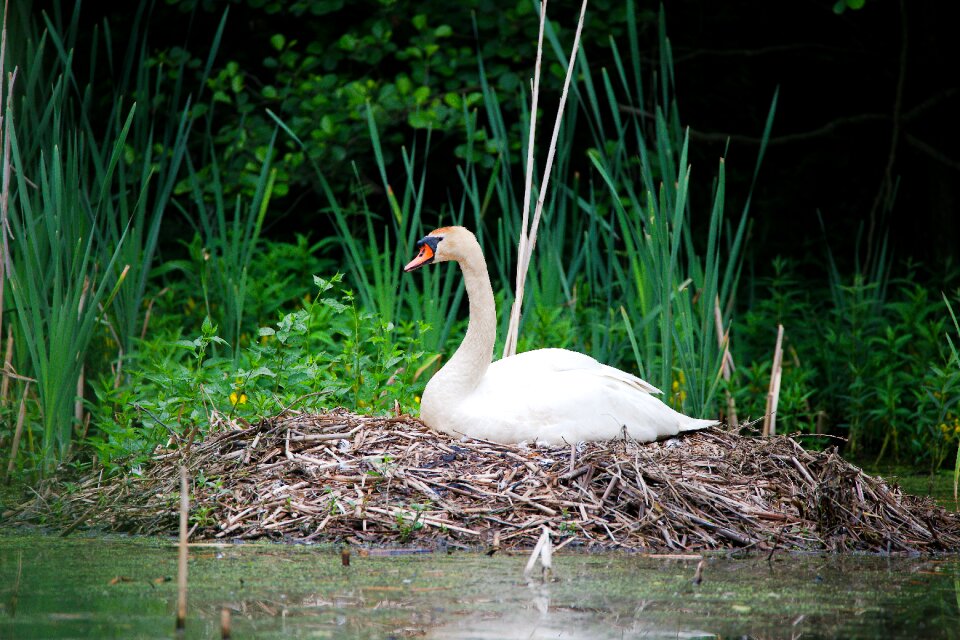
[10,410,960,552]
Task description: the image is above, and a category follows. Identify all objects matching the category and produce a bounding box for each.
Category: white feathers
[410,227,718,444]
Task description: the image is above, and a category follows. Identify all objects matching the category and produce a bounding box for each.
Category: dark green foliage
[732,257,960,470]
[155,0,657,210]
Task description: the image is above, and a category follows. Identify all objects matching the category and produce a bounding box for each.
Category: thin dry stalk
[1,326,13,404]
[503,0,548,359]
[75,365,85,431]
[524,526,551,579]
[714,295,738,428]
[763,324,785,437]
[503,0,590,358]
[4,381,29,483]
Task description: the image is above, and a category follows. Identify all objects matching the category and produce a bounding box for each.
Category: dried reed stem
[714,295,738,428]
[763,324,784,437]
[503,0,590,357]
[220,607,231,639]
[4,381,28,484]
[524,526,552,579]
[1,327,13,405]
[503,0,548,358]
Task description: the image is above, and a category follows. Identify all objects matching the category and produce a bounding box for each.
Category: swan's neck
[435,242,496,395]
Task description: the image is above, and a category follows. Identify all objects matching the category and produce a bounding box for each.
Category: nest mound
[11,410,960,552]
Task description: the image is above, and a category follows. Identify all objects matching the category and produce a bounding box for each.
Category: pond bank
[6,410,960,552]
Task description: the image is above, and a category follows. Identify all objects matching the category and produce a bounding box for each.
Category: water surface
[0,532,958,639]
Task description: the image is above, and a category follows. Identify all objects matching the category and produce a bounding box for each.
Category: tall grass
[1,3,224,474]
[3,99,131,472]
[171,124,277,361]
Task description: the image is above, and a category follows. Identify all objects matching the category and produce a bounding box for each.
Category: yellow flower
[672,380,680,392]
[230,392,248,406]
[415,395,421,404]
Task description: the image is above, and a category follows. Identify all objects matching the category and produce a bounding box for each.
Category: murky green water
[0,532,958,639]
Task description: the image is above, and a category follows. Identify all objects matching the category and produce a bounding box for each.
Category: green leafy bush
[86,274,428,473]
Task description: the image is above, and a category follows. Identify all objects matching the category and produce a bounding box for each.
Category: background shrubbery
[2,0,959,481]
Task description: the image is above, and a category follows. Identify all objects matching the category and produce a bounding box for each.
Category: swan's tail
[678,417,719,433]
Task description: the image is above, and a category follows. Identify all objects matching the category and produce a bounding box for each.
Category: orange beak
[403,243,435,272]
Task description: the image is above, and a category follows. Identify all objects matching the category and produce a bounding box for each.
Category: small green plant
[394,502,430,542]
[191,503,218,528]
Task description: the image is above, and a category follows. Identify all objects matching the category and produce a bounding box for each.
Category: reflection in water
[428,577,718,640]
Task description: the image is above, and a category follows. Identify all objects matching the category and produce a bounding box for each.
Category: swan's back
[430,348,717,444]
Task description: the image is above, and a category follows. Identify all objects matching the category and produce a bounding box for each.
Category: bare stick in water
[524,526,554,581]
[176,465,189,630]
[220,607,232,639]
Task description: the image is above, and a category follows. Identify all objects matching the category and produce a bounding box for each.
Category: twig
[134,403,181,446]
[692,559,704,585]
[220,607,232,640]
[523,526,552,580]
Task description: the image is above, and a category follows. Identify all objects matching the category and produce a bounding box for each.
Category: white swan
[404,226,718,444]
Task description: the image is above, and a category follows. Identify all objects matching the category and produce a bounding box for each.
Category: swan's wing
[465,350,709,443]
[492,348,663,395]
[462,348,716,442]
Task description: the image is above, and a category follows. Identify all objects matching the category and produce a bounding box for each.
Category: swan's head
[403,226,474,272]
